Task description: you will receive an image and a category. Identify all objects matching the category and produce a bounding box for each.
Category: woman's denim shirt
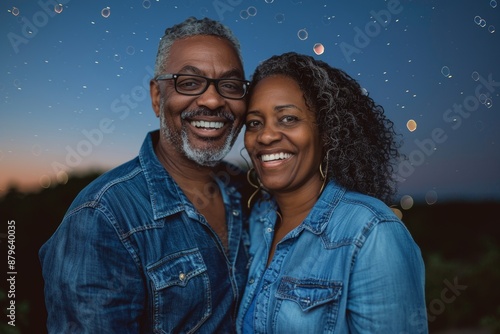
[40,131,250,333]
[237,181,428,333]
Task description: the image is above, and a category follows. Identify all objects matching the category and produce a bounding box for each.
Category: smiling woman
[245,75,322,194]
[237,52,428,333]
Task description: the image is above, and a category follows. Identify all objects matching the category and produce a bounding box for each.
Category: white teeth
[261,152,292,162]
[191,120,224,129]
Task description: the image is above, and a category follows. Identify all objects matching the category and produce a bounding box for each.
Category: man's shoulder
[70,157,143,207]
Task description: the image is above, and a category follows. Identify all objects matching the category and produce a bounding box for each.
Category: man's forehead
[165,35,243,76]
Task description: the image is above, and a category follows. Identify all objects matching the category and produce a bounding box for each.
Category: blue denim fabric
[40,130,250,333]
[237,181,428,333]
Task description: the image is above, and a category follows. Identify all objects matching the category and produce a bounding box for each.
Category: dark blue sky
[1,0,499,203]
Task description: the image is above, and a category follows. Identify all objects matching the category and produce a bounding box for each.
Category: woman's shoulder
[317,184,404,240]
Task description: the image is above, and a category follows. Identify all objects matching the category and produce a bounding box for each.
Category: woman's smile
[245,75,322,193]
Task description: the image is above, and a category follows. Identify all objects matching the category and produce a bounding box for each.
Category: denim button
[232,210,239,216]
[266,227,273,233]
[179,272,186,281]
[249,278,255,284]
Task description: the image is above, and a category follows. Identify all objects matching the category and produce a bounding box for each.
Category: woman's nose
[257,123,282,145]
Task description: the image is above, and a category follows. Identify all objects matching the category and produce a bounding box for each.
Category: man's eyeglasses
[155,73,250,100]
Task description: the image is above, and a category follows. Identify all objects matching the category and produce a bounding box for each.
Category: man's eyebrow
[177,65,202,75]
[176,66,244,79]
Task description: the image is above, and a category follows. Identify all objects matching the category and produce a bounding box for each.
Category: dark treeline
[1,172,499,333]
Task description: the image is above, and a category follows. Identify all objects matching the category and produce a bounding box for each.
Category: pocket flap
[147,248,207,290]
[276,277,342,311]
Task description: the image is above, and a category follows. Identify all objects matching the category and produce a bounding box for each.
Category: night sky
[1,0,499,204]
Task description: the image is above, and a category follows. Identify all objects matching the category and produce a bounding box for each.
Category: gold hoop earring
[246,168,262,208]
[319,164,327,196]
[319,150,331,196]
[319,163,326,180]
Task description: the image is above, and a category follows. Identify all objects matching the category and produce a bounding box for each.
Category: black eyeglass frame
[155,73,250,100]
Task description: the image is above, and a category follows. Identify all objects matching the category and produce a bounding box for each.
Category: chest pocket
[147,248,211,333]
[274,277,342,332]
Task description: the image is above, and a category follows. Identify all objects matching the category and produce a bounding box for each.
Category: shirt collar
[301,181,346,234]
[139,130,186,220]
[260,181,346,235]
[138,130,243,220]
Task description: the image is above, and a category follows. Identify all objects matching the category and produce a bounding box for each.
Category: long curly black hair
[248,52,401,204]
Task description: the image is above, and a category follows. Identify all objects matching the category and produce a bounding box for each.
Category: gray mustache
[181,108,235,122]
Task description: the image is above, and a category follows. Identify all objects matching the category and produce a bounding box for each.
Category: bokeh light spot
[13,79,21,89]
[39,175,51,189]
[126,46,135,55]
[479,94,488,104]
[491,0,498,8]
[275,13,285,23]
[488,25,496,33]
[57,171,69,184]
[11,7,20,16]
[406,119,417,132]
[425,190,438,205]
[265,0,274,3]
[54,4,64,14]
[247,6,257,17]
[400,195,414,210]
[297,29,308,41]
[392,207,403,220]
[313,43,324,55]
[142,0,151,9]
[441,66,451,78]
[32,144,42,156]
[322,15,334,25]
[484,98,493,108]
[240,10,249,20]
[101,7,111,18]
[471,71,480,81]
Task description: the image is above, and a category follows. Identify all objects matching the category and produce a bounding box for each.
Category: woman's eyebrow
[274,104,303,113]
[246,104,303,116]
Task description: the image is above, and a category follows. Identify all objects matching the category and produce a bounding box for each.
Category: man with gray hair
[40,17,251,333]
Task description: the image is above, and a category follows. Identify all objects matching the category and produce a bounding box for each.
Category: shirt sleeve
[346,220,428,333]
[39,205,145,333]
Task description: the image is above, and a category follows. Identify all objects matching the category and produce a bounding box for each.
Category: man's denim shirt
[40,130,250,333]
[237,181,428,333]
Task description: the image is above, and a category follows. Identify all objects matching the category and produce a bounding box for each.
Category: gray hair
[154,16,243,76]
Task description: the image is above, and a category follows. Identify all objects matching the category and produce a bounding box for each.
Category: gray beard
[159,102,237,167]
